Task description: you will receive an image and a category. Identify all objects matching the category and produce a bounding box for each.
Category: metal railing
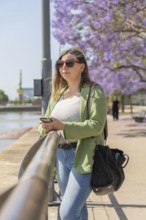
[0,131,60,220]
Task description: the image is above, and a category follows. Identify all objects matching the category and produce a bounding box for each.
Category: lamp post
[41,0,52,114]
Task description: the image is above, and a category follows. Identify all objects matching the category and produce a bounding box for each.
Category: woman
[38,48,107,220]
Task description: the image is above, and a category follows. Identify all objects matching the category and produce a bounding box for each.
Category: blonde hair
[52,47,92,99]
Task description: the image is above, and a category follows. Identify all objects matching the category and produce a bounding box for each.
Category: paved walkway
[0,127,40,196]
[87,114,146,220]
[0,113,146,219]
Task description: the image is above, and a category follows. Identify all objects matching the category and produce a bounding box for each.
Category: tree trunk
[121,94,125,113]
[129,95,133,114]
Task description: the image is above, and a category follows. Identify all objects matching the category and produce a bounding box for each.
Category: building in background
[17,70,34,102]
[22,88,34,101]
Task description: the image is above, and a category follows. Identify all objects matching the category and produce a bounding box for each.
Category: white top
[51,93,81,143]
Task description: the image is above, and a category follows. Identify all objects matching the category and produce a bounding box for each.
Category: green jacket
[38,83,107,174]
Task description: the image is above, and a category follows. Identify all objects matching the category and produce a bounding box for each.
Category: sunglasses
[56,59,80,69]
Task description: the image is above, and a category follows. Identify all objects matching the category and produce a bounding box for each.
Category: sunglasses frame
[56,59,80,69]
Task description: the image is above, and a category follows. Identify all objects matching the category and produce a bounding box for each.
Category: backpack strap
[87,83,108,141]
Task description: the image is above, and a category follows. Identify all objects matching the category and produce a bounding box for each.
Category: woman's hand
[41,117,64,133]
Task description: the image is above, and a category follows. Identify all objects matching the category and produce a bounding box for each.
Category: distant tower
[17,69,24,104]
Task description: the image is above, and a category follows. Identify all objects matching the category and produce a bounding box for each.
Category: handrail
[0,131,60,220]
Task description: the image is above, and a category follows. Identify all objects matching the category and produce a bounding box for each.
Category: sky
[0,0,60,100]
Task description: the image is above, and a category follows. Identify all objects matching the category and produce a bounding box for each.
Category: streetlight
[34,0,52,115]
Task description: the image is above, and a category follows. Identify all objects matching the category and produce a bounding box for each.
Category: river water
[0,111,41,152]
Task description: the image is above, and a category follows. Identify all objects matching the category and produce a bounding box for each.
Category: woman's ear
[81,63,85,73]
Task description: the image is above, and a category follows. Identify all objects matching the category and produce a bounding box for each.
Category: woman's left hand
[41,117,64,133]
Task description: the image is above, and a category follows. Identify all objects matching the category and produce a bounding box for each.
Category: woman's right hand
[41,121,51,133]
[41,117,64,133]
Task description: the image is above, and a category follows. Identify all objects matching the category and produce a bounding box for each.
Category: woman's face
[57,53,85,84]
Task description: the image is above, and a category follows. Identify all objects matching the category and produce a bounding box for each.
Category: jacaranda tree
[52,0,146,96]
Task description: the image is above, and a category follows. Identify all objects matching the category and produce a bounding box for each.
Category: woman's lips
[62,71,69,74]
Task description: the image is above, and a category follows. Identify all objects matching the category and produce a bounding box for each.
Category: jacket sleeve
[37,100,52,136]
[63,85,107,140]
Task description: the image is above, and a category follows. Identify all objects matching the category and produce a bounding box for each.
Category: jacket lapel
[80,84,90,122]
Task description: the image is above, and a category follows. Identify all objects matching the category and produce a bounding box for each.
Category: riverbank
[0,127,33,152]
[0,127,32,139]
[0,127,40,195]
[0,111,41,152]
[0,105,41,112]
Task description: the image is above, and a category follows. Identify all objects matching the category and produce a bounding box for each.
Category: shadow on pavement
[87,193,146,220]
[116,129,146,138]
[112,117,146,138]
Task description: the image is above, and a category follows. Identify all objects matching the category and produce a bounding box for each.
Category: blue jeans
[56,148,92,220]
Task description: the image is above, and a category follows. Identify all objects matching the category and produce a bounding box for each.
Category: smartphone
[40,117,52,123]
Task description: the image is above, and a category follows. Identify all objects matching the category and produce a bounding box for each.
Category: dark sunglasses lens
[56,60,76,68]
[56,61,63,69]
[66,60,74,67]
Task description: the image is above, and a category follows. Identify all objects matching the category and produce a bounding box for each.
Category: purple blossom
[52,0,146,95]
